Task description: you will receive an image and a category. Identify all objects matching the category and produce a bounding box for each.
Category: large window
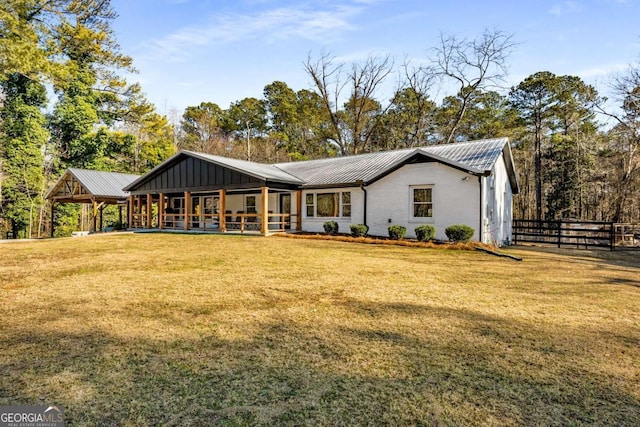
[412,187,433,219]
[305,191,352,218]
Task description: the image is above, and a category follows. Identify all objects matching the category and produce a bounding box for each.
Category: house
[123,137,519,245]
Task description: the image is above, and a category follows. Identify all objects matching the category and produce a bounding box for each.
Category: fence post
[610,222,615,251]
[557,220,562,248]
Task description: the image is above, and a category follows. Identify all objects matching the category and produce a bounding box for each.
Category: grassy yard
[0,234,638,426]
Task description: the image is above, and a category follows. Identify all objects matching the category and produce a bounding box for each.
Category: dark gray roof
[183,151,303,184]
[47,168,140,199]
[276,138,512,187]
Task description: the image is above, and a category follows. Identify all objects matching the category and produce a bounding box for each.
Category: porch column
[260,186,269,235]
[99,204,104,232]
[184,191,191,231]
[92,198,98,232]
[136,196,142,228]
[50,201,55,238]
[219,189,226,232]
[128,195,134,229]
[158,193,165,229]
[146,195,152,228]
[295,190,302,231]
[118,205,123,229]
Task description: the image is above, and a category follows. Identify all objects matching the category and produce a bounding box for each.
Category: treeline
[1,2,638,238]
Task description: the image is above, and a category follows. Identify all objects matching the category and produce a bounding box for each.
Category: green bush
[350,224,369,237]
[415,224,436,242]
[387,225,407,240]
[445,224,475,242]
[323,220,339,235]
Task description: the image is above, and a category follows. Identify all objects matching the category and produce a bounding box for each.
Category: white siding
[366,162,480,240]
[483,152,513,246]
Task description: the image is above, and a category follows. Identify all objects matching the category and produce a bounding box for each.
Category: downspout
[359,181,368,227]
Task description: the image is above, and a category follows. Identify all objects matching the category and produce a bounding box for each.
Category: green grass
[0,234,638,426]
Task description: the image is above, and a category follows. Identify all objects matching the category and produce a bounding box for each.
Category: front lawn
[0,234,638,426]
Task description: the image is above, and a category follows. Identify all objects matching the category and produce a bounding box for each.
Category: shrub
[350,224,369,237]
[323,220,339,235]
[388,225,407,240]
[415,224,436,242]
[445,224,475,242]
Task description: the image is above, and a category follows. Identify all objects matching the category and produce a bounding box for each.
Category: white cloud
[146,4,364,62]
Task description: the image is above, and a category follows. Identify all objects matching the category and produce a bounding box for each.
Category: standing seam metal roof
[275,138,509,186]
[51,168,140,199]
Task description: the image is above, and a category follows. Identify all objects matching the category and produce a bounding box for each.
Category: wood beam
[260,186,269,235]
[50,201,55,238]
[296,190,302,231]
[92,199,98,232]
[158,193,165,229]
[128,195,134,229]
[219,189,226,232]
[146,195,152,228]
[184,191,191,231]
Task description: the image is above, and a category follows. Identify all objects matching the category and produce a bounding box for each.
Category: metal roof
[184,151,303,184]
[47,168,140,200]
[275,138,511,187]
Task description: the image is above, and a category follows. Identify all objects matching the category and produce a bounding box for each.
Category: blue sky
[110,0,640,116]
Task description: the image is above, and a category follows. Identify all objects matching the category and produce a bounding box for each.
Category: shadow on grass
[1,298,639,426]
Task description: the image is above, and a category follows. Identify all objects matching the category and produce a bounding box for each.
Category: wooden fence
[512,220,640,250]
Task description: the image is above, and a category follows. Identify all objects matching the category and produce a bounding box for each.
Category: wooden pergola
[46,168,140,236]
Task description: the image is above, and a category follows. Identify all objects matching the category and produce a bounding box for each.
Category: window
[306,194,314,217]
[342,192,351,217]
[317,193,338,217]
[305,191,351,218]
[245,195,256,214]
[412,187,433,218]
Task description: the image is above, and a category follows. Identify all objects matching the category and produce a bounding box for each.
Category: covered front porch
[123,150,305,236]
[128,187,301,235]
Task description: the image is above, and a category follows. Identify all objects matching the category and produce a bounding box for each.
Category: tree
[509,71,558,221]
[0,74,48,238]
[304,52,394,155]
[428,29,516,144]
[592,66,640,222]
[180,102,227,154]
[226,97,268,161]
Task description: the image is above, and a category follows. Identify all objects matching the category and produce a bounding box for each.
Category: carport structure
[46,168,140,236]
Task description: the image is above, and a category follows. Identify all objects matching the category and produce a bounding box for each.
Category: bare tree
[304,52,394,154]
[592,66,640,221]
[429,29,516,144]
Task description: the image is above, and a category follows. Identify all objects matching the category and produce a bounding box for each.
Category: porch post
[136,196,142,228]
[184,191,191,231]
[295,190,302,231]
[260,186,269,235]
[99,204,104,232]
[158,193,165,229]
[92,198,98,232]
[118,205,123,229]
[50,201,55,238]
[146,194,152,228]
[219,189,226,232]
[128,195,134,229]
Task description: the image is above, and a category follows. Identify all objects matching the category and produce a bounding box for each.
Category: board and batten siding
[365,162,480,240]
